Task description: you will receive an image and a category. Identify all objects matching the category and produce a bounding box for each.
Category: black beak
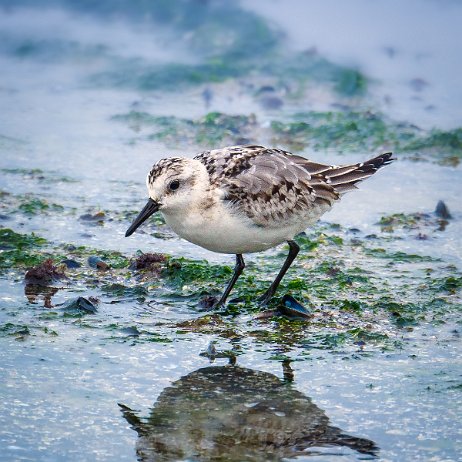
[125,199,160,237]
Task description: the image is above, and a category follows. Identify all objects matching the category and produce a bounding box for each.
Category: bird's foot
[257,290,274,306]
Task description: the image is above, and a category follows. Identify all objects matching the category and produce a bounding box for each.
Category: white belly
[162,204,307,254]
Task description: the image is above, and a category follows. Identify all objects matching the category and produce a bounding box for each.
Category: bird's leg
[282,360,294,382]
[215,254,245,307]
[258,240,300,305]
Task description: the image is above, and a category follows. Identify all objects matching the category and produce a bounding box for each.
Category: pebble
[435,200,452,219]
[61,259,81,269]
[61,296,97,314]
[88,256,109,270]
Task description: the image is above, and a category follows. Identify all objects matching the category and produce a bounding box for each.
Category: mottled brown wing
[196,146,339,226]
[195,146,394,227]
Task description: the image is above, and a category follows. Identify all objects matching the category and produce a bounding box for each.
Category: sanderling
[126,145,394,306]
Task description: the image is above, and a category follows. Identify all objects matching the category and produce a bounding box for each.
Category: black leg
[282,360,294,382]
[258,240,300,305]
[215,254,245,307]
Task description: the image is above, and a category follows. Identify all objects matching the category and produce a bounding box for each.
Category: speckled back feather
[195,145,394,227]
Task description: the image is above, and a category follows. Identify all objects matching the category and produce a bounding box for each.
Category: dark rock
[383,46,397,58]
[88,256,109,270]
[256,85,276,95]
[61,259,81,269]
[202,87,213,108]
[80,211,105,220]
[409,78,429,92]
[120,326,140,337]
[435,200,452,219]
[79,211,105,224]
[61,296,97,314]
[234,137,252,145]
[260,96,283,110]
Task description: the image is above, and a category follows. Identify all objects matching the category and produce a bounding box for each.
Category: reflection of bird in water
[120,365,378,461]
[24,284,59,308]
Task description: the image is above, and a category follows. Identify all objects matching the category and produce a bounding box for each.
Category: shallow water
[1,1,461,461]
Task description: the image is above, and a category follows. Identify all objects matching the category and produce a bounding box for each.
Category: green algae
[113,108,462,163]
[83,1,367,97]
[113,111,257,148]
[378,213,424,231]
[1,218,460,354]
[0,322,30,338]
[19,198,64,215]
[106,61,248,92]
[1,167,77,183]
[301,330,384,350]
[334,299,366,313]
[0,228,48,268]
[84,1,279,90]
[271,111,462,162]
[271,111,395,152]
[432,276,462,294]
[377,211,449,234]
[404,127,462,152]
[163,257,233,295]
[333,68,368,96]
[93,36,368,97]
[75,0,279,61]
[1,167,44,176]
[101,283,148,299]
[195,112,256,146]
[93,250,130,269]
[363,247,439,262]
[0,322,60,339]
[0,192,69,219]
[0,227,131,273]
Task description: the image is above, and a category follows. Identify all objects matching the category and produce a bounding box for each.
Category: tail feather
[328,171,376,185]
[331,183,359,194]
[324,152,394,194]
[324,164,359,179]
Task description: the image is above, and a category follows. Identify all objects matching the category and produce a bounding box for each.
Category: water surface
[0,1,461,461]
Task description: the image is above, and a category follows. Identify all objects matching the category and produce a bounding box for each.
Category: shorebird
[126,145,394,306]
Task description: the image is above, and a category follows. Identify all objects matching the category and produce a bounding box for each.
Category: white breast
[162,200,306,254]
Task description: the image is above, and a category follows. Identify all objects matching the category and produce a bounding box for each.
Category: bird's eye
[168,179,180,191]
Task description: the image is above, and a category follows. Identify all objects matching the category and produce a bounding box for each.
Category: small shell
[278,295,312,319]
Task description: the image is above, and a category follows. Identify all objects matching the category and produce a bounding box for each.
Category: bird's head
[125,157,206,237]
